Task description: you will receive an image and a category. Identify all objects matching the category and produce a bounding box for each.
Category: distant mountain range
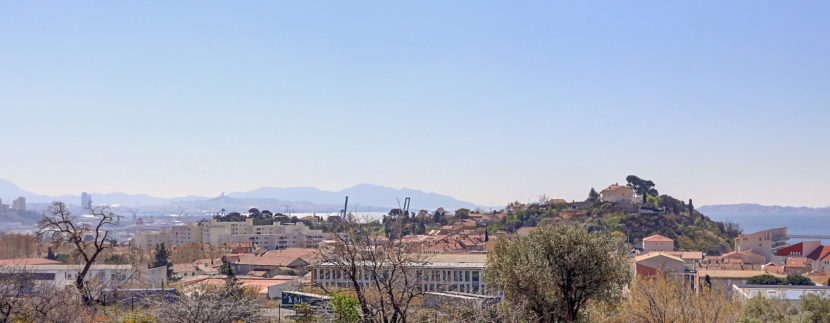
[699,203,830,215]
[0,179,486,215]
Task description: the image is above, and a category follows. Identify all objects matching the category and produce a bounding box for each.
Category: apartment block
[133,219,329,250]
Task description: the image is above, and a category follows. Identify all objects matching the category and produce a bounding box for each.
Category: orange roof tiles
[643,235,673,242]
[808,246,830,261]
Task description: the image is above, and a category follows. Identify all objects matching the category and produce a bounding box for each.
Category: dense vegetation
[746,274,815,286]
[487,176,742,255]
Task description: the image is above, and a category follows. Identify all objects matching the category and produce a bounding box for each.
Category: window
[465,271,470,281]
[472,271,479,282]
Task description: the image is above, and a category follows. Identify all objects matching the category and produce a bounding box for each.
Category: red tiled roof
[197,278,294,295]
[643,235,673,242]
[233,248,319,267]
[807,246,830,261]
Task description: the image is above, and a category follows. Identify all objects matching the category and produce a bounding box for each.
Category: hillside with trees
[487,175,742,255]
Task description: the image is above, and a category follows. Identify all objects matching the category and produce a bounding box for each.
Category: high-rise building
[81,192,92,209]
[11,197,26,211]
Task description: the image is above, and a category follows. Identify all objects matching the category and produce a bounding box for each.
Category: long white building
[313,254,496,296]
[0,264,167,288]
[133,218,330,250]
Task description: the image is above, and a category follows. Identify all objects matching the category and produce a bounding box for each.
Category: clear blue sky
[1,2,829,207]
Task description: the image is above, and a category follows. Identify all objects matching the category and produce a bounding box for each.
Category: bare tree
[37,201,114,305]
[0,266,90,322]
[318,217,428,323]
[149,278,264,323]
[620,273,743,323]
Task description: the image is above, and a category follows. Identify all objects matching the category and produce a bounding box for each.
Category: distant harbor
[705,212,830,245]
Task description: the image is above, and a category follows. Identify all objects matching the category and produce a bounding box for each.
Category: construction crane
[402,197,411,218]
[342,196,349,218]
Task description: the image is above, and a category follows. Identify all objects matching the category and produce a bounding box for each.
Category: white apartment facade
[313,254,496,296]
[134,219,329,250]
[0,264,134,288]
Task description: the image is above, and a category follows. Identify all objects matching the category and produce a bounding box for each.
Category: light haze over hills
[0,179,484,212]
[1,3,829,208]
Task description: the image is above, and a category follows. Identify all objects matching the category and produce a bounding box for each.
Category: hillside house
[642,235,674,252]
[599,184,637,203]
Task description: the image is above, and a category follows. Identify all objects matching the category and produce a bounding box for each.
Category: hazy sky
[1,2,829,207]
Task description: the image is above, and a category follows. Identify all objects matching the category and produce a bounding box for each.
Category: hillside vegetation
[488,176,742,255]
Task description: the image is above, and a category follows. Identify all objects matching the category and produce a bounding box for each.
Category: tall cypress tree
[688,199,695,215]
[46,247,57,260]
[153,243,175,281]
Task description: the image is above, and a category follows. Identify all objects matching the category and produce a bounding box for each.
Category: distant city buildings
[133,218,330,250]
[734,227,788,262]
[11,197,26,211]
[81,192,92,209]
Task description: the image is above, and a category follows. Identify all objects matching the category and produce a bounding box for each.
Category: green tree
[738,296,793,323]
[294,303,316,323]
[56,253,71,264]
[103,253,129,264]
[587,188,600,202]
[783,274,815,286]
[220,262,235,278]
[486,224,630,322]
[331,292,361,323]
[46,247,56,260]
[799,293,830,323]
[646,195,663,209]
[688,199,695,215]
[152,243,176,281]
[746,274,783,285]
[455,208,470,219]
[626,175,658,204]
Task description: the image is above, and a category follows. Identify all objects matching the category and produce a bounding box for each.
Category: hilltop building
[599,184,637,203]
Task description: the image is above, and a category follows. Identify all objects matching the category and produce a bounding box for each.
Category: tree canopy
[486,224,630,322]
[626,175,658,203]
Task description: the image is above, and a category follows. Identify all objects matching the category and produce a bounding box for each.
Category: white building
[733,284,830,304]
[81,192,92,209]
[313,254,495,296]
[1,264,133,288]
[599,184,638,203]
[133,219,329,250]
[11,197,25,211]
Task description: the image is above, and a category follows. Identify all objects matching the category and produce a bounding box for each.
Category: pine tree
[153,243,176,281]
[588,188,600,202]
[220,262,236,278]
[46,247,57,260]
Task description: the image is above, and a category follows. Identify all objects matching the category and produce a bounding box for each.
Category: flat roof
[1,264,133,270]
[735,284,830,290]
[698,269,784,279]
[316,261,485,269]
